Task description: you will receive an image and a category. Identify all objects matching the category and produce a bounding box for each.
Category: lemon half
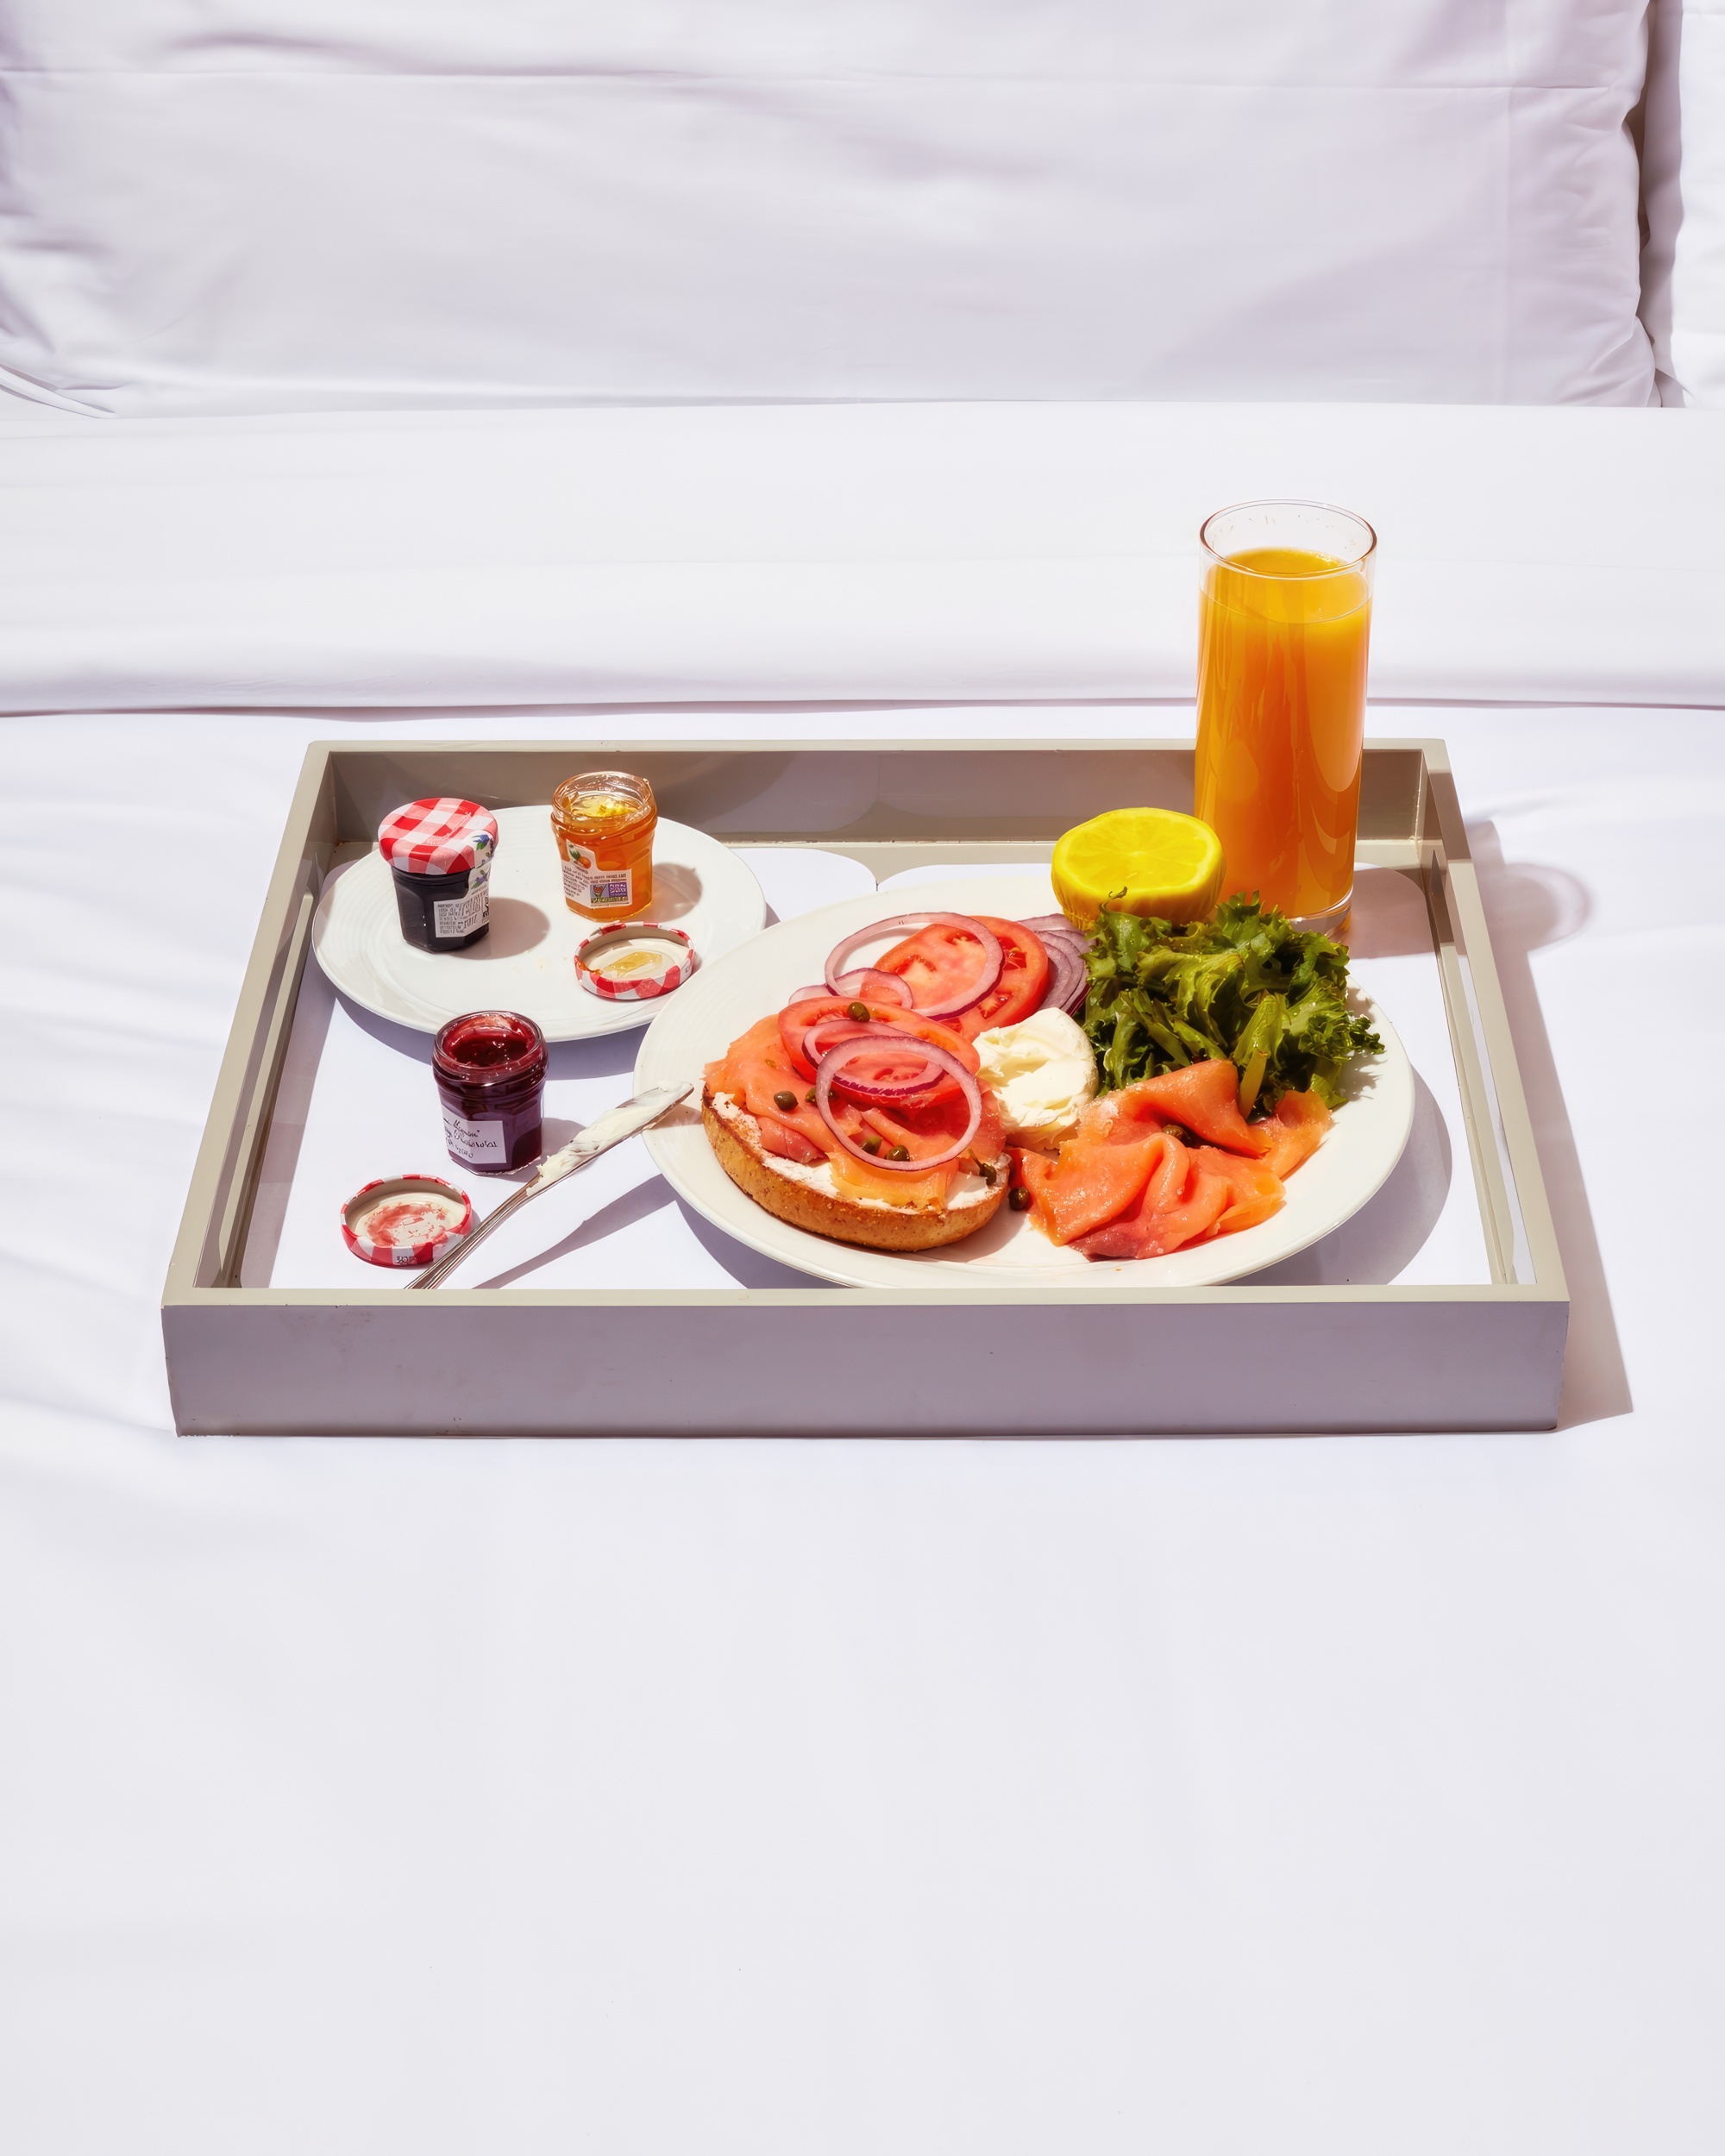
[1051,807,1225,928]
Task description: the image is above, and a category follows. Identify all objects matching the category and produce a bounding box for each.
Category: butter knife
[408,1081,693,1291]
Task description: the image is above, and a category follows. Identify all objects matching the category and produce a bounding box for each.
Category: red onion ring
[814,1037,983,1171]
[1039,931,1088,961]
[787,1008,944,1086]
[830,967,913,1006]
[1019,918,1087,962]
[824,912,1003,1018]
[787,970,913,1009]
[801,1018,873,1073]
[802,1017,873,1056]
[805,1019,945,1100]
[1038,939,1089,1018]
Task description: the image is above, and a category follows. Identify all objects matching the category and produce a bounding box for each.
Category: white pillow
[0,2,1656,413]
[1647,0,1725,404]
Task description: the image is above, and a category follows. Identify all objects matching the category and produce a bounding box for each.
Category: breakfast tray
[162,739,1567,1435]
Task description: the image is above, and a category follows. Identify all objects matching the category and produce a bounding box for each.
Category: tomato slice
[777,997,980,1083]
[874,916,1050,1040]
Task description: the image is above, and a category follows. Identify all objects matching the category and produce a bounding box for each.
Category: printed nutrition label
[561,844,632,911]
[433,875,490,939]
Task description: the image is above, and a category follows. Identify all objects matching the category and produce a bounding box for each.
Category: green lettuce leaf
[1080,896,1383,1111]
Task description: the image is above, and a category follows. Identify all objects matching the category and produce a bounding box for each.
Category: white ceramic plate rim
[636,875,1415,1290]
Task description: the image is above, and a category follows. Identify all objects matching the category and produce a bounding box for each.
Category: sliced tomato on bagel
[874,915,1050,1040]
[777,997,980,1084]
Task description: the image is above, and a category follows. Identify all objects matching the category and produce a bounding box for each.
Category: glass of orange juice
[1194,499,1376,931]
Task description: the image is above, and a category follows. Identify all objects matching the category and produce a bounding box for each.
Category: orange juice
[1195,512,1374,926]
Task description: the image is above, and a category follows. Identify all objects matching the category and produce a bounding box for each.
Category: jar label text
[442,1106,509,1166]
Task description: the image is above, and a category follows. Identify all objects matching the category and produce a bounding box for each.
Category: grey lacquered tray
[162,739,1566,1435]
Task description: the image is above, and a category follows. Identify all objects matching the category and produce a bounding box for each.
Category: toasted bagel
[703,1088,1008,1252]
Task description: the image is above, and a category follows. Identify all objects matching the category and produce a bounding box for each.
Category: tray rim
[160,735,1568,1432]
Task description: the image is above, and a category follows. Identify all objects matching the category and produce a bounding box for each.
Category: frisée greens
[1081,897,1383,1112]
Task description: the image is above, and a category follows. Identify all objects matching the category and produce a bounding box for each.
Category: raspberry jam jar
[378,798,499,954]
[432,1011,548,1175]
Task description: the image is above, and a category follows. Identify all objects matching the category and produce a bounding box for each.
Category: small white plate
[637,874,1415,1289]
[311,806,767,1041]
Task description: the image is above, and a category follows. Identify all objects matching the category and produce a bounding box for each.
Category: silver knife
[408,1081,693,1290]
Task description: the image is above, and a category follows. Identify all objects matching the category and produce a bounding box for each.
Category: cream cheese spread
[973,1009,1098,1144]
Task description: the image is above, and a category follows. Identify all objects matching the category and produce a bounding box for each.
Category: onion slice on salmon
[814,1037,982,1170]
[804,1018,945,1102]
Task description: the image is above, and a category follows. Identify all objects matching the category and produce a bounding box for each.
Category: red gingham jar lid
[341,1175,474,1269]
[377,799,499,876]
[574,922,699,1002]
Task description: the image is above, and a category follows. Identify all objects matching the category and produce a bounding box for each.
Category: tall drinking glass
[1194,499,1376,932]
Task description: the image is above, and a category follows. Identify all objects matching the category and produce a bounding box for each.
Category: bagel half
[703,1089,1009,1252]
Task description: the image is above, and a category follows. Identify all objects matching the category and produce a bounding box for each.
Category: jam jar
[549,769,656,920]
[378,798,499,953]
[432,1011,548,1175]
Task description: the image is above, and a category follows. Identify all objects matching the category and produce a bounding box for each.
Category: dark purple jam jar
[391,862,490,953]
[432,1011,548,1175]
[377,798,499,955]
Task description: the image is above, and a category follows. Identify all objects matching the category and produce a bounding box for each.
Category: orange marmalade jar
[549,770,657,919]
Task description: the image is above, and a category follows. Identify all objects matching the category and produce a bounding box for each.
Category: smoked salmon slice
[1113,1060,1272,1156]
[1071,1142,1233,1259]
[1017,1129,1170,1245]
[1021,1076,1333,1263]
[1251,1089,1333,1180]
[756,1112,825,1166]
[1184,1146,1285,1237]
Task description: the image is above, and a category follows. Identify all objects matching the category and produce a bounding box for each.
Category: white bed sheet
[3,402,1722,711]
[3,699,1722,2153]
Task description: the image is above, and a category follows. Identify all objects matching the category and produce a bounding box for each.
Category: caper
[978,1161,998,1185]
[805,1088,817,1104]
[888,1144,910,1162]
[1008,1186,1032,1212]
[847,1000,870,1022]
[862,1135,883,1156]
[772,1089,798,1112]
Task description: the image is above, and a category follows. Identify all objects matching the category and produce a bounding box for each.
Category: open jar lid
[342,1175,474,1268]
[574,921,699,1001]
[377,798,499,875]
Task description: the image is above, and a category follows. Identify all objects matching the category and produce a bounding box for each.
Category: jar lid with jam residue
[574,921,699,1002]
[378,798,499,876]
[342,1175,474,1268]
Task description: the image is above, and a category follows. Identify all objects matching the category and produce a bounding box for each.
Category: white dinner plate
[310,807,767,1041]
[637,874,1414,1289]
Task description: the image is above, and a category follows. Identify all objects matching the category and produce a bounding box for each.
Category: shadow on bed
[1469,823,1631,1432]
